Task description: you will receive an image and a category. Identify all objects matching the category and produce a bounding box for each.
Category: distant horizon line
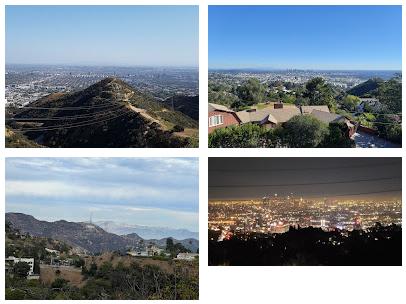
[209,67,401,72]
[6,63,199,69]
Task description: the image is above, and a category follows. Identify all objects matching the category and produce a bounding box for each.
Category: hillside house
[175,252,198,261]
[208,102,355,137]
[6,256,35,276]
[208,103,241,133]
[309,109,356,137]
[45,248,60,256]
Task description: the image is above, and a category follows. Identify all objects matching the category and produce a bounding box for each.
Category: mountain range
[5,213,199,254]
[95,220,198,240]
[6,77,198,147]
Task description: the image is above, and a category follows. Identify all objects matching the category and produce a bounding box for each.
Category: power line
[6,105,125,121]
[11,108,131,132]
[208,176,401,188]
[293,189,402,199]
[209,161,400,173]
[17,103,120,110]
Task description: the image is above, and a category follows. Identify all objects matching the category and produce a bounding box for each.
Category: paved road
[353,131,401,148]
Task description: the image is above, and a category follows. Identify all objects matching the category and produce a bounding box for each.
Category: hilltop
[6,77,198,148]
[346,78,384,97]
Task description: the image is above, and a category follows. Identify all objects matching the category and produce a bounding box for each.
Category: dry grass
[40,265,85,287]
[84,252,175,274]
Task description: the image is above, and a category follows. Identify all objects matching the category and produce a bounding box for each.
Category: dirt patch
[40,265,85,287]
[174,128,198,138]
[84,252,175,274]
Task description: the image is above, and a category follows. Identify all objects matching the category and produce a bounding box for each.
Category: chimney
[274,101,283,109]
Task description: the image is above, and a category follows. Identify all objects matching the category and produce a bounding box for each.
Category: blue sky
[209,6,402,70]
[6,5,198,67]
[5,158,199,232]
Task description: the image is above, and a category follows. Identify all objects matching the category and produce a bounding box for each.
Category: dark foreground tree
[321,122,355,148]
[13,262,31,279]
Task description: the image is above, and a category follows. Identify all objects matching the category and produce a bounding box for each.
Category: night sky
[209,158,402,200]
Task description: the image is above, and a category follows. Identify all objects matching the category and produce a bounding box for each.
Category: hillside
[5,213,141,254]
[5,127,43,147]
[6,213,199,254]
[6,77,198,148]
[162,95,199,120]
[346,78,383,97]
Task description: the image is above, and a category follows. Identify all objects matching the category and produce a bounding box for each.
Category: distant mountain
[162,95,199,121]
[5,213,142,254]
[347,78,383,97]
[95,220,199,240]
[126,234,199,253]
[6,213,198,254]
[6,77,198,148]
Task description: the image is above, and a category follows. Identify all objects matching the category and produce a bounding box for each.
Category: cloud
[5,158,199,228]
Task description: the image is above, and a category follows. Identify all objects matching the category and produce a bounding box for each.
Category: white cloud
[5,180,193,203]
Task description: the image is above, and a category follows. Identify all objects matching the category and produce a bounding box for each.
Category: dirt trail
[126,104,162,126]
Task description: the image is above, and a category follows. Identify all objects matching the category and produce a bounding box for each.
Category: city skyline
[6,158,199,231]
[6,5,199,67]
[209,6,402,70]
[209,158,402,200]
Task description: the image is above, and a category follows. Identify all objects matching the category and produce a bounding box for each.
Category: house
[208,102,355,137]
[6,256,35,276]
[208,103,241,133]
[309,109,356,137]
[45,248,60,255]
[127,245,164,257]
[175,252,198,261]
[232,103,300,128]
[257,104,301,128]
[147,245,164,256]
[127,250,149,257]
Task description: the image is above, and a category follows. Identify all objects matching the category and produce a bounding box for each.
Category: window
[209,115,224,127]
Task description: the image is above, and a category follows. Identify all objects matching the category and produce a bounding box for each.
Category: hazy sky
[209,6,402,70]
[6,158,199,232]
[209,158,402,200]
[6,5,199,67]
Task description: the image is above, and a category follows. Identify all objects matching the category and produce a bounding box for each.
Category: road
[353,131,401,148]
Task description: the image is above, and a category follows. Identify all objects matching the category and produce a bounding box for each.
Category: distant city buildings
[208,197,402,241]
[5,65,198,107]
